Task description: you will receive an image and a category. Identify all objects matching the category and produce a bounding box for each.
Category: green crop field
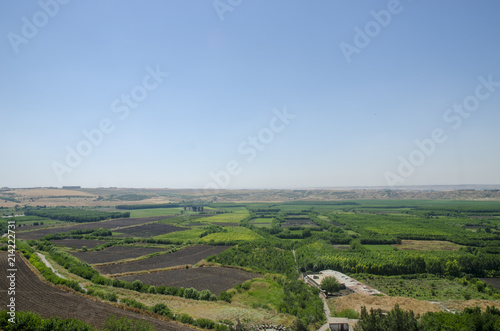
[203,212,249,224]
[128,207,183,218]
[8,193,500,331]
[200,226,262,243]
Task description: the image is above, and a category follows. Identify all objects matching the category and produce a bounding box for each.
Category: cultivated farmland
[50,239,108,249]
[282,217,319,228]
[114,223,188,237]
[393,239,462,251]
[72,245,165,264]
[0,252,195,330]
[17,215,173,240]
[119,266,261,295]
[97,245,231,275]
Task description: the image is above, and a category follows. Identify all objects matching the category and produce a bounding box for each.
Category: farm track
[0,252,196,330]
[17,216,173,240]
[97,245,231,275]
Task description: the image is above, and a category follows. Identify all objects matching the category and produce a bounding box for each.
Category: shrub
[196,318,215,329]
[179,314,195,324]
[218,291,233,303]
[199,289,214,301]
[184,287,200,300]
[103,315,154,331]
[152,303,173,318]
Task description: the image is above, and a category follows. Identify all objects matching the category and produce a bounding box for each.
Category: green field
[7,195,500,331]
[252,218,273,223]
[250,218,273,228]
[355,274,500,301]
[203,212,249,224]
[365,245,396,252]
[200,226,263,243]
[153,228,205,241]
[232,278,285,310]
[128,208,183,218]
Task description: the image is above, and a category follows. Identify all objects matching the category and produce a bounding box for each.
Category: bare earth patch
[72,246,165,264]
[119,266,261,295]
[97,245,231,275]
[393,240,461,251]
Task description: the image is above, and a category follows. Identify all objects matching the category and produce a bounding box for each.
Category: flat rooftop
[306,270,383,296]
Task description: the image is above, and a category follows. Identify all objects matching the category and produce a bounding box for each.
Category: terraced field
[17,216,173,240]
[72,245,165,264]
[119,266,261,294]
[50,239,109,249]
[114,223,188,237]
[0,252,195,330]
[97,245,231,275]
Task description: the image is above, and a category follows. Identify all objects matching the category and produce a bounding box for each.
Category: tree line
[24,207,129,223]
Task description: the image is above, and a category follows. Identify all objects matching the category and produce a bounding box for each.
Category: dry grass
[329,293,441,316]
[444,299,500,312]
[104,287,293,326]
[13,188,95,197]
[393,240,462,251]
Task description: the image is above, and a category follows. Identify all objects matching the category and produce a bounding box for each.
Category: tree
[302,228,312,238]
[320,276,342,294]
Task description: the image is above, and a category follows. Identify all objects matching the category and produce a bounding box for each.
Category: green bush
[152,303,173,318]
[218,291,233,303]
[103,315,154,331]
[120,298,148,310]
[178,314,195,324]
[196,318,215,329]
[0,310,95,330]
[184,287,200,300]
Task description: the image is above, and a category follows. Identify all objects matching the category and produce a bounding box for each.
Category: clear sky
[1,0,499,189]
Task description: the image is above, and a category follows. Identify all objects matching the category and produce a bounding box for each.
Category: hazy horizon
[2,1,499,189]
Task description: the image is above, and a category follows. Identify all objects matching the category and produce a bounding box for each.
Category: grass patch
[203,212,249,224]
[128,208,183,218]
[355,274,500,301]
[200,227,262,243]
[232,278,284,311]
[153,228,205,241]
[365,245,396,252]
[252,218,273,224]
[393,240,462,251]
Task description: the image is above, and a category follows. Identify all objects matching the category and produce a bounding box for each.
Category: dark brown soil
[114,223,188,237]
[0,252,195,330]
[17,216,173,240]
[97,245,231,275]
[480,277,500,290]
[119,267,261,295]
[72,246,165,264]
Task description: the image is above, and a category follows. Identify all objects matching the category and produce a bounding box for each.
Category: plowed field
[97,245,230,275]
[17,216,172,240]
[50,239,108,249]
[119,267,261,295]
[115,223,188,237]
[0,252,195,330]
[72,246,165,264]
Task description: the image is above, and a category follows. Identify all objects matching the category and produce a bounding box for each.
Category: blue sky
[1,0,499,189]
